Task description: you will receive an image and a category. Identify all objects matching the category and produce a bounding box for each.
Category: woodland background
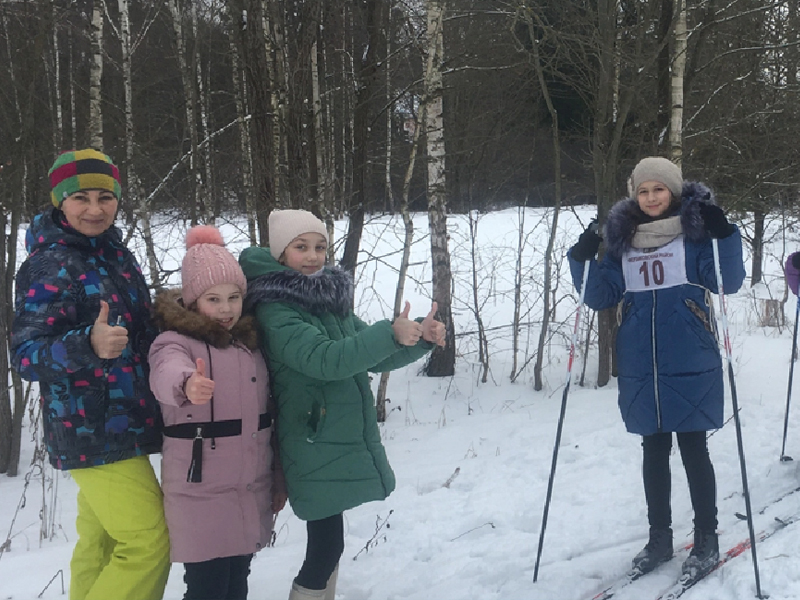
[1,0,799,478]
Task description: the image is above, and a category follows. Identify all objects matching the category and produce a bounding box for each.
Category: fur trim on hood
[153,289,259,350]
[604,181,716,258]
[245,266,354,317]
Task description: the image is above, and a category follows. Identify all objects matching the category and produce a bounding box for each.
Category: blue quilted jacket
[568,182,746,435]
[11,209,162,470]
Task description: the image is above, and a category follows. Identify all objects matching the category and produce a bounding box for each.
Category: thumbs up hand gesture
[421,302,446,347]
[90,301,129,359]
[391,301,423,346]
[184,358,214,405]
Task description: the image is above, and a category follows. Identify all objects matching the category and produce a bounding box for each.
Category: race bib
[622,235,688,292]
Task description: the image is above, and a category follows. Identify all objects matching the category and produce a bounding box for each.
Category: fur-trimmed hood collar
[245,266,354,317]
[604,181,716,258]
[153,290,259,350]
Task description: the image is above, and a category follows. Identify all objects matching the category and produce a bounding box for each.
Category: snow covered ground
[2,208,800,600]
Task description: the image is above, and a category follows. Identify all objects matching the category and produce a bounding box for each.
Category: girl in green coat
[240,209,445,600]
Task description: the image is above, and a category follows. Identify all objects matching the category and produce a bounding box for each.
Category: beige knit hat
[268,209,328,260]
[181,226,247,306]
[628,157,683,198]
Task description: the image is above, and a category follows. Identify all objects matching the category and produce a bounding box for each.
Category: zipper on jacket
[651,290,662,431]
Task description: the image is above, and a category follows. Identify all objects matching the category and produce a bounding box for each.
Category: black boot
[682,529,719,578]
[632,528,673,574]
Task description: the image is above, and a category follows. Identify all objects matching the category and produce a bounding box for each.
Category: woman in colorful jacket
[149,226,286,600]
[239,209,446,600]
[568,157,745,581]
[11,149,170,600]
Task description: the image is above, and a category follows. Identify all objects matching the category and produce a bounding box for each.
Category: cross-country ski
[655,515,800,600]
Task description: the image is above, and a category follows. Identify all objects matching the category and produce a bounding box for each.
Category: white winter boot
[288,582,325,600]
[323,564,339,600]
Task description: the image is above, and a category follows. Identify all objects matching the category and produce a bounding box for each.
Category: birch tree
[169,0,204,223]
[424,0,455,376]
[117,0,161,288]
[51,2,62,152]
[229,5,258,243]
[89,0,104,149]
[262,0,290,211]
[669,0,687,164]
[376,15,432,418]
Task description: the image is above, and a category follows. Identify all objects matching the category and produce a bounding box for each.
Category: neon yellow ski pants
[69,456,170,600]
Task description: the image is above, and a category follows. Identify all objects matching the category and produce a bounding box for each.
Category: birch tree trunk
[375,75,427,421]
[263,0,290,210]
[239,0,275,241]
[118,0,161,289]
[198,53,215,221]
[310,37,326,209]
[89,0,104,149]
[669,0,687,165]
[229,6,258,244]
[510,203,526,383]
[52,4,62,152]
[170,0,203,224]
[384,3,395,213]
[468,212,489,383]
[423,0,455,376]
[69,30,77,148]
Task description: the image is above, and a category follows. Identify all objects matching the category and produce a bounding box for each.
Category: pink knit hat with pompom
[181,225,247,306]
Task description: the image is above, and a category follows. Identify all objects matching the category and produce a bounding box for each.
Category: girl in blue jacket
[568,157,745,580]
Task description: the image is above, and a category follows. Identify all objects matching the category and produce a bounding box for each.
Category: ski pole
[711,238,764,599]
[533,257,591,582]
[780,297,800,462]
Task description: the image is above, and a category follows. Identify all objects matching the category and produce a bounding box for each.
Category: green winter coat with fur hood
[240,247,434,521]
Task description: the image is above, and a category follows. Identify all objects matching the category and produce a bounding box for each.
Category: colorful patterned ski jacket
[240,247,433,521]
[568,182,746,436]
[11,208,161,470]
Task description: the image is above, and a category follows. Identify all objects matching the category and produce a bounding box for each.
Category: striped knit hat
[49,149,122,208]
[181,226,247,306]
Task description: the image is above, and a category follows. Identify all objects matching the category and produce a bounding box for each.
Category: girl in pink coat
[149,226,286,600]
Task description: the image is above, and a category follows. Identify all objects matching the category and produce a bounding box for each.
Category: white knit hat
[268,209,328,260]
[628,157,683,198]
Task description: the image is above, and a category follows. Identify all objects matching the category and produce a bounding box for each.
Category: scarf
[631,215,683,250]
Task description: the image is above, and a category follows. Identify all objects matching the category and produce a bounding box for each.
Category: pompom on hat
[268,209,328,260]
[49,149,122,208]
[628,156,683,199]
[181,225,247,306]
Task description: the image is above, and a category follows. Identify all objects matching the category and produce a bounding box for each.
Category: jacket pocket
[676,298,718,350]
[617,299,633,326]
[305,400,327,442]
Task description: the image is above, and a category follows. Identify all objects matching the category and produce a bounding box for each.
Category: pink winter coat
[149,291,284,563]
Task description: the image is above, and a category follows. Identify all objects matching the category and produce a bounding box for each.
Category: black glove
[698,203,735,238]
[571,220,602,262]
[791,252,800,270]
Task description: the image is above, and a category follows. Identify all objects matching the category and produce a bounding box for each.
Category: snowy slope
[2,208,800,600]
